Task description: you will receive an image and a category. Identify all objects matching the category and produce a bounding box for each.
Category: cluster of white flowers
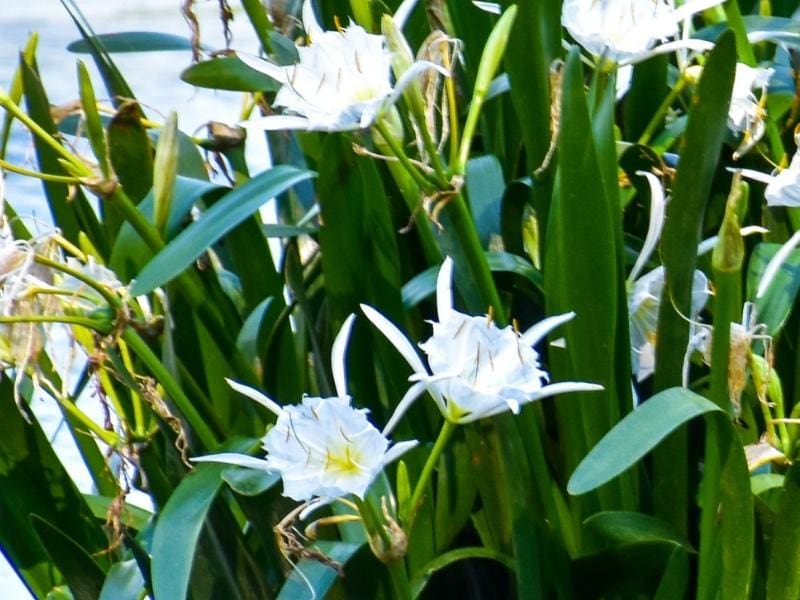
[197,260,602,502]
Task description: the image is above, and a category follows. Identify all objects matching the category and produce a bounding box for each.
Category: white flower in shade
[629,266,710,381]
[561,0,722,64]
[361,258,602,431]
[238,0,440,131]
[193,315,417,502]
[626,171,710,381]
[729,63,774,159]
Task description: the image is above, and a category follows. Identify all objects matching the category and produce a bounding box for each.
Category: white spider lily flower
[194,315,417,502]
[629,266,710,381]
[561,0,722,64]
[729,64,774,159]
[361,258,602,432]
[626,171,710,381]
[239,0,442,132]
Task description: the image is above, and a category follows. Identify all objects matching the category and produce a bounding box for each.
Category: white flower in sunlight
[362,258,602,431]
[561,0,722,64]
[193,315,417,502]
[729,63,773,159]
[626,171,710,381]
[238,0,440,131]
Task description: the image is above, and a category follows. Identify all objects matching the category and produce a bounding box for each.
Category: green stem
[637,75,688,146]
[0,89,90,175]
[0,314,103,329]
[121,327,218,450]
[355,497,412,600]
[722,0,756,66]
[373,120,438,194]
[34,255,122,309]
[407,419,456,524]
[0,157,79,183]
[446,194,506,321]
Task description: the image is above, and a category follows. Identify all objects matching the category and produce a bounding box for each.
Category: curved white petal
[393,0,420,28]
[381,439,419,465]
[731,167,775,185]
[226,378,284,416]
[301,0,324,40]
[436,257,455,322]
[191,453,273,470]
[383,60,450,116]
[521,311,575,347]
[757,229,800,299]
[332,314,356,398]
[236,53,288,83]
[671,0,725,21]
[628,171,667,284]
[472,0,501,14]
[382,380,428,435]
[361,304,428,376]
[617,39,715,67]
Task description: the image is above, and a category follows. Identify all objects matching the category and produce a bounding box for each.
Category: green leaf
[151,455,243,600]
[747,242,800,336]
[568,388,724,495]
[181,57,280,92]
[410,547,515,598]
[276,541,362,600]
[545,45,627,511]
[0,378,107,598]
[31,516,106,600]
[262,223,317,237]
[82,495,152,532]
[107,101,153,205]
[573,540,685,598]
[222,466,280,496]
[654,546,690,600]
[652,30,736,531]
[466,155,505,247]
[99,560,145,600]
[131,166,314,296]
[67,32,201,53]
[766,461,800,600]
[60,0,136,105]
[109,176,223,279]
[583,511,693,553]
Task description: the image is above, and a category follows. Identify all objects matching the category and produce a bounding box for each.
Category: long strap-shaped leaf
[652,30,737,531]
[569,387,753,600]
[131,166,314,296]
